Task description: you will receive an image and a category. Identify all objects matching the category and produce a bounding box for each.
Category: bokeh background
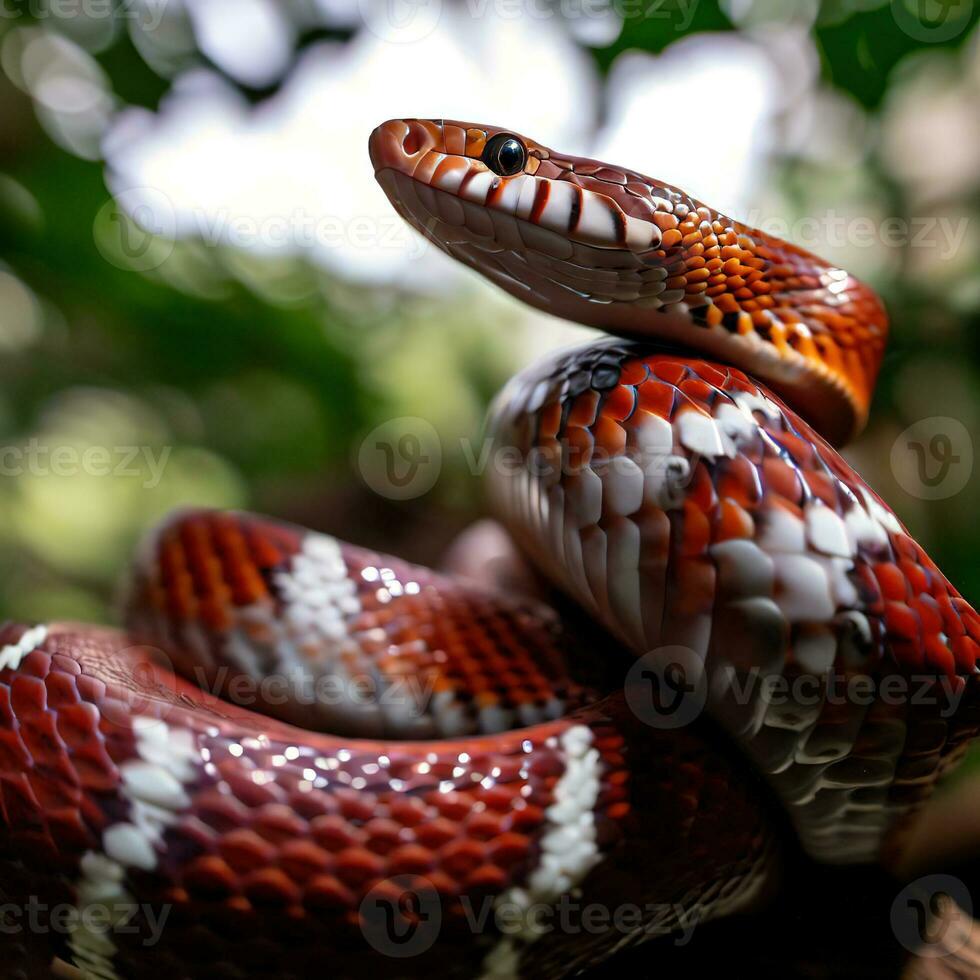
[0,0,977,635]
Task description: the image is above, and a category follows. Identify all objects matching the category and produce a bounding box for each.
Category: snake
[0,118,977,980]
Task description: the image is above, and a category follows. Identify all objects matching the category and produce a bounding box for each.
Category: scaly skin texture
[0,121,969,979]
[485,341,980,866]
[369,118,887,445]
[0,612,773,979]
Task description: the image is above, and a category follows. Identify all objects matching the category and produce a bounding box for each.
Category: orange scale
[168,574,197,619]
[715,293,740,315]
[803,471,838,508]
[243,867,302,907]
[652,361,688,386]
[387,844,435,876]
[900,561,931,597]
[705,304,724,327]
[852,564,883,614]
[182,856,238,897]
[714,498,754,542]
[538,400,563,440]
[962,607,980,640]
[487,832,530,868]
[936,594,966,636]
[685,461,718,513]
[465,811,503,841]
[199,595,230,631]
[923,636,956,677]
[689,361,727,388]
[911,596,944,635]
[619,360,648,385]
[602,384,636,422]
[893,536,919,563]
[567,390,600,428]
[604,769,629,790]
[715,457,761,509]
[563,425,594,470]
[229,566,268,606]
[477,785,519,812]
[884,601,920,642]
[464,864,508,892]
[770,430,815,468]
[725,369,755,392]
[761,458,804,506]
[474,690,499,709]
[679,378,716,405]
[679,501,711,557]
[791,330,821,362]
[635,380,675,419]
[593,415,627,458]
[952,635,980,672]
[606,801,631,822]
[187,549,220,587]
[816,337,845,374]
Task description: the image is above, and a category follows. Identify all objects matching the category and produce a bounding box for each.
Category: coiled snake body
[1,119,977,979]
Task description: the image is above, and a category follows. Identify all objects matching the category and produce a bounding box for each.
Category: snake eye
[481,134,527,177]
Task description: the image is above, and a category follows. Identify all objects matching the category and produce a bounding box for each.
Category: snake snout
[368,118,442,176]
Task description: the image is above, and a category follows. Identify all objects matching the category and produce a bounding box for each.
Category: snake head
[370,117,888,446]
[368,118,668,306]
